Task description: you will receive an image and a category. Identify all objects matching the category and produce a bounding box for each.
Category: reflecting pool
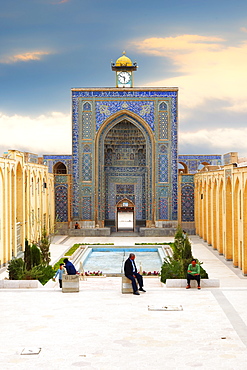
[77,248,163,274]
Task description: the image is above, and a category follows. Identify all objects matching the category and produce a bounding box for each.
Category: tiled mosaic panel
[55,175,69,184]
[159,155,168,182]
[159,197,169,219]
[82,112,92,139]
[116,184,135,194]
[181,175,194,183]
[82,154,92,181]
[55,185,68,222]
[159,112,168,140]
[82,196,92,220]
[82,102,92,111]
[181,185,194,222]
[95,100,155,131]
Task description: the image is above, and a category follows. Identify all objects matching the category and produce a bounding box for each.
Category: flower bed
[140,271,160,276]
[84,271,104,276]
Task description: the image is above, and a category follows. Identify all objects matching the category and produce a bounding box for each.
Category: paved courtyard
[0,235,247,370]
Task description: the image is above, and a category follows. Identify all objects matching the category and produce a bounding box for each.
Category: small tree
[24,239,32,271]
[39,228,51,265]
[31,244,41,266]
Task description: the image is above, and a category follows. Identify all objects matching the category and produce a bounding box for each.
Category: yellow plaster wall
[194,165,247,275]
[0,150,54,266]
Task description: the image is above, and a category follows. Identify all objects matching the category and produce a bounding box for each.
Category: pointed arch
[95,111,155,228]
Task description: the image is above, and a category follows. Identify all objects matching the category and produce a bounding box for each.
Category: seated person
[63,258,77,275]
[186,259,201,289]
[124,253,146,295]
[75,222,80,229]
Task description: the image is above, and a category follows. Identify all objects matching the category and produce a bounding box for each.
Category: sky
[1,0,247,158]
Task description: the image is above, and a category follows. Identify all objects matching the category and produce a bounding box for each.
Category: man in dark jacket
[124,253,146,295]
[63,258,77,275]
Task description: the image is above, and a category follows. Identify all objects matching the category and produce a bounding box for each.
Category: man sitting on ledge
[186,259,201,290]
[124,253,146,295]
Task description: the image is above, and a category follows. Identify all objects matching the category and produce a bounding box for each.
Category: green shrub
[160,257,184,283]
[7,258,25,280]
[31,244,41,266]
[22,265,55,285]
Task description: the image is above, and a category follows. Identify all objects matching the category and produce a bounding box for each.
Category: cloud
[133,34,224,57]
[179,127,247,157]
[0,112,71,155]
[131,34,247,111]
[0,51,50,64]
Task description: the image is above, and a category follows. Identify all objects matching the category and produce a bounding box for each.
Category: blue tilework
[159,198,169,220]
[95,100,154,131]
[71,89,178,222]
[55,184,68,222]
[159,155,168,182]
[82,196,92,220]
[181,185,194,222]
[178,155,222,174]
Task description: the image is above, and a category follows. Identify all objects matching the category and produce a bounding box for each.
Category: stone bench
[122,276,133,294]
[62,275,80,293]
[165,279,220,288]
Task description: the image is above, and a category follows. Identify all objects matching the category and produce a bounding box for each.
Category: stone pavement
[0,235,247,370]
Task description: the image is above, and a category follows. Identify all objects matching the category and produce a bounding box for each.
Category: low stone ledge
[122,276,133,294]
[139,228,177,237]
[166,279,220,288]
[68,228,111,237]
[0,280,43,289]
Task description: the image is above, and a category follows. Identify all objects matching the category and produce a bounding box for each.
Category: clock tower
[111,51,138,87]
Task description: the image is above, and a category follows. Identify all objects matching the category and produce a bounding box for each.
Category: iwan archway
[95,111,155,230]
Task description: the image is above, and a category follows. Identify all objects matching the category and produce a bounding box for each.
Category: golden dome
[115,51,133,67]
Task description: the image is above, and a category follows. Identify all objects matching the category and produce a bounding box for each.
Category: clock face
[118,72,131,84]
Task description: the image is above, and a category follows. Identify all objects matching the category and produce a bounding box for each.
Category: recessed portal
[117,210,134,231]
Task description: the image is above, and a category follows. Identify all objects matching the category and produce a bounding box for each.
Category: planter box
[166,279,220,288]
[62,275,79,293]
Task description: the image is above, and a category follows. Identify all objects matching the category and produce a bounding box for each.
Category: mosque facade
[44,53,221,236]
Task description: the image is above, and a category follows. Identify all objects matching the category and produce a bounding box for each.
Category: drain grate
[148,305,183,311]
[21,347,41,355]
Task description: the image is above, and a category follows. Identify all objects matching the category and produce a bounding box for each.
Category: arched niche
[95,111,154,229]
[53,162,67,174]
